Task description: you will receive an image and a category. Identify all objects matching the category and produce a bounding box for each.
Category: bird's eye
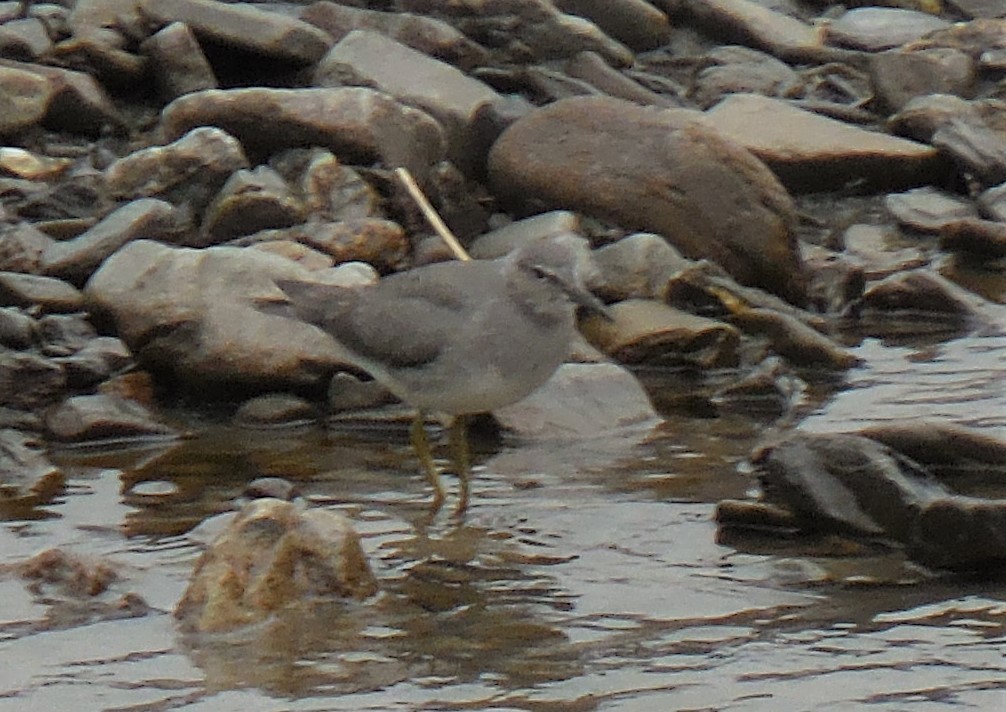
[532,265,553,281]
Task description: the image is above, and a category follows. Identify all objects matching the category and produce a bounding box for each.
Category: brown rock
[488,95,807,304]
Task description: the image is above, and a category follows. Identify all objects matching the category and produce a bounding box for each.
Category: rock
[315,30,502,175]
[727,307,861,369]
[293,149,381,220]
[825,7,951,51]
[0,18,52,61]
[862,269,987,319]
[580,298,740,368]
[51,34,148,90]
[0,351,65,409]
[869,48,976,113]
[44,394,179,443]
[932,117,1006,187]
[0,307,35,349]
[301,1,489,70]
[563,50,676,107]
[488,95,807,305]
[40,198,181,285]
[553,0,671,51]
[0,429,63,505]
[681,0,851,63]
[0,58,124,136]
[139,0,334,66]
[467,211,583,260]
[713,355,804,416]
[887,93,985,143]
[104,127,248,213]
[53,336,132,390]
[36,312,96,357]
[202,166,305,241]
[83,240,351,389]
[399,0,635,67]
[0,147,73,181]
[939,218,1006,259]
[885,186,978,232]
[0,272,84,313]
[691,45,800,109]
[233,393,318,427]
[296,218,409,270]
[0,221,55,272]
[978,181,1006,221]
[246,239,334,271]
[0,63,53,135]
[140,22,218,101]
[175,498,377,633]
[493,361,659,439]
[591,233,689,302]
[699,93,943,192]
[328,371,395,412]
[160,87,445,183]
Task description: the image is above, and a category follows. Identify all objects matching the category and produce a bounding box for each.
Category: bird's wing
[345,264,495,368]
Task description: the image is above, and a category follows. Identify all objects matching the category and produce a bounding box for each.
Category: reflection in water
[3,311,1006,708]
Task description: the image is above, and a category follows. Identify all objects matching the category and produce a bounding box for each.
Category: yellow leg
[448,415,471,515]
[410,412,445,509]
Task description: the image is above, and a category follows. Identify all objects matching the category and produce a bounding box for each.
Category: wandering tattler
[274,233,608,511]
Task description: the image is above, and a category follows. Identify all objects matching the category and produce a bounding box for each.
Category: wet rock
[869,48,976,114]
[139,0,334,66]
[51,33,148,90]
[977,181,1006,221]
[243,477,301,502]
[0,147,73,181]
[399,0,635,67]
[0,58,124,135]
[0,221,54,273]
[699,93,942,192]
[939,217,1006,259]
[839,224,927,279]
[591,233,689,302]
[489,95,807,305]
[728,308,861,369]
[301,1,489,71]
[104,127,249,213]
[862,269,986,319]
[580,298,740,368]
[681,0,850,63]
[316,30,501,175]
[824,7,951,51]
[328,371,395,412]
[860,420,1006,468]
[160,87,446,182]
[83,240,350,389]
[0,429,62,505]
[202,166,305,242]
[44,393,178,443]
[884,186,978,232]
[233,393,318,427]
[553,0,671,51]
[0,271,83,313]
[36,312,95,357]
[932,117,1006,187]
[40,198,181,285]
[493,361,659,439]
[0,351,65,409]
[467,211,583,260]
[175,497,377,633]
[140,22,218,101]
[713,356,804,416]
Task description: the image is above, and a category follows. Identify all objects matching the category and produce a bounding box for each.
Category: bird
[272,232,609,512]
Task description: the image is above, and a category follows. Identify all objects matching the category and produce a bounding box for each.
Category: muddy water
[4,306,1006,710]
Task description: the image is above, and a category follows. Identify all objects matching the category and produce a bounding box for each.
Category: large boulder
[488,96,807,305]
[83,240,355,390]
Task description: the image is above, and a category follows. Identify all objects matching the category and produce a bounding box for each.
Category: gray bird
[272,233,609,511]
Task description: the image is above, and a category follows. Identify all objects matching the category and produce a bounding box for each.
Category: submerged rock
[175,498,377,633]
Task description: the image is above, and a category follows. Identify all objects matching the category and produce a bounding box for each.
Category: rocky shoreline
[3,0,1006,618]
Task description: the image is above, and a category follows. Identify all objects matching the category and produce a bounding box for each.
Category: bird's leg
[410,411,445,509]
[448,414,471,515]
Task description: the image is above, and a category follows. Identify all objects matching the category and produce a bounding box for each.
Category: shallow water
[4,305,1006,711]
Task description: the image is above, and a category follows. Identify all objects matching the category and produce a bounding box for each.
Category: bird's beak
[563,279,614,322]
